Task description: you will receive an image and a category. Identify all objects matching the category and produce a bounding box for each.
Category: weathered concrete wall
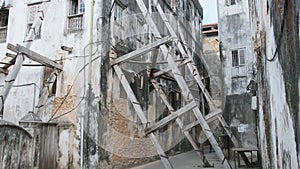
[217,0,258,149]
[251,0,300,168]
[0,121,33,169]
[202,33,225,109]
[0,0,205,168]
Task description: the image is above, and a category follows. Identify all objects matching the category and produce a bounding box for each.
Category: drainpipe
[81,0,95,168]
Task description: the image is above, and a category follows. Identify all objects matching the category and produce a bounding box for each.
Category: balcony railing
[0,26,7,43]
[68,13,84,33]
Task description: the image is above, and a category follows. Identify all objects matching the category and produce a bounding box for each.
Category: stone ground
[129,149,261,169]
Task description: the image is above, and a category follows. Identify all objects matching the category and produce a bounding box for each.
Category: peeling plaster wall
[0,0,205,169]
[251,0,300,168]
[217,0,257,148]
[0,0,102,168]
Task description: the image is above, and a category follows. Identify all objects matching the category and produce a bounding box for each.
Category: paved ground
[129,150,261,169]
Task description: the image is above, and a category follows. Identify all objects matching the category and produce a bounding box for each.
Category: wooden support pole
[0,55,25,119]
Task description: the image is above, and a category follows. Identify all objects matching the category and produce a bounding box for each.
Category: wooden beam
[7,43,63,70]
[0,54,17,70]
[111,36,171,65]
[151,58,192,78]
[0,55,25,118]
[182,111,222,131]
[6,53,16,58]
[145,101,197,135]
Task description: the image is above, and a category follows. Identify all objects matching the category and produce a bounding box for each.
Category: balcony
[67,13,84,33]
[0,26,7,43]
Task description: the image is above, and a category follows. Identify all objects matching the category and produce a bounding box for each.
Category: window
[232,48,247,78]
[113,0,126,26]
[226,0,236,6]
[0,9,9,43]
[27,3,42,39]
[232,49,245,67]
[43,67,57,96]
[68,0,85,33]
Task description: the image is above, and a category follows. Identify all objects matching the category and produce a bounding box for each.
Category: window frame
[69,0,85,16]
[67,0,85,33]
[27,2,43,39]
[231,48,246,67]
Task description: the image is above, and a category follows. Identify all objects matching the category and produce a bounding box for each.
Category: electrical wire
[266,0,288,62]
[48,41,108,122]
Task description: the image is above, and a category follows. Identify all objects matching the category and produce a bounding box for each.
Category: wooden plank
[183,111,223,131]
[112,62,173,169]
[152,58,192,78]
[145,101,197,135]
[6,53,16,58]
[7,44,63,70]
[35,69,58,115]
[111,36,171,65]
[0,54,17,70]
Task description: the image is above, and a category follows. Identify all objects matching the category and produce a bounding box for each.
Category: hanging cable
[266,0,288,62]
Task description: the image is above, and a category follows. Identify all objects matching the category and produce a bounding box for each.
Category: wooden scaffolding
[109,0,251,169]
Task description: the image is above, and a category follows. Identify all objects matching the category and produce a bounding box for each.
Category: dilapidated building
[250,0,300,168]
[0,0,298,169]
[0,0,232,169]
[217,0,258,149]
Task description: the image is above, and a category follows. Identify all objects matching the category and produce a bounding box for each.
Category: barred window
[68,0,85,33]
[0,9,9,43]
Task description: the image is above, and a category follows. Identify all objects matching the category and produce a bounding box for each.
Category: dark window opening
[43,67,57,96]
[230,0,236,5]
[232,50,239,67]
